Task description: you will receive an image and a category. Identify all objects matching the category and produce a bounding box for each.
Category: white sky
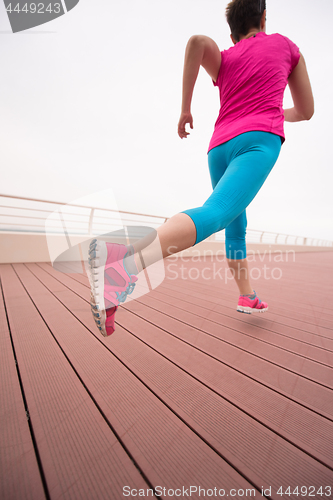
[1,0,333,241]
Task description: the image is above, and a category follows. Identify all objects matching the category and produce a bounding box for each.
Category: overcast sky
[1,0,332,241]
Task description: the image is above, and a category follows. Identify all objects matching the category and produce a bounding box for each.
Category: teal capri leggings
[182,131,281,260]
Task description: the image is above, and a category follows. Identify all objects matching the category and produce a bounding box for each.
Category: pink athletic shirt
[208,32,300,152]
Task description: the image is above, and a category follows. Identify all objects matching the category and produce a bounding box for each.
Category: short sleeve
[284,36,300,75]
[212,51,223,87]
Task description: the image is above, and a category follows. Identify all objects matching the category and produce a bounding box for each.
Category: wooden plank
[1,264,148,499]
[107,329,333,492]
[18,263,256,495]
[32,265,333,457]
[163,251,333,313]
[0,279,46,500]
[118,302,333,452]
[43,256,333,358]
[161,257,333,334]
[37,261,333,418]
[41,258,333,346]
[26,263,333,497]
[159,265,333,331]
[136,284,333,352]
[133,291,333,368]
[122,299,333,416]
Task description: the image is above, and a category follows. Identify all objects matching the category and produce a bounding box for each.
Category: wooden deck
[1,251,333,500]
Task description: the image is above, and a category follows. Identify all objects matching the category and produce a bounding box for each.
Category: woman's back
[209,32,300,151]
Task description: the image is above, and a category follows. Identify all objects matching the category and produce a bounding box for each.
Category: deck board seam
[158,279,333,329]
[43,261,333,329]
[143,292,333,346]
[113,319,333,473]
[15,264,333,477]
[122,300,333,383]
[52,261,333,337]
[24,264,276,493]
[23,269,333,477]
[159,265,333,320]
[17,264,157,495]
[157,281,333,336]
[121,306,333,422]
[36,265,333,362]
[161,263,333,299]
[129,294,333,358]
[34,264,333,419]
[1,273,51,500]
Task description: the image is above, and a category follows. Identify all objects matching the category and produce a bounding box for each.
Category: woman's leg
[132,135,228,272]
[227,258,253,295]
[89,132,281,335]
[133,212,197,272]
[134,132,281,274]
[131,134,228,272]
[224,210,254,295]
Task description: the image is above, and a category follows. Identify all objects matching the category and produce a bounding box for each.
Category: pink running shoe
[87,239,138,336]
[237,291,268,314]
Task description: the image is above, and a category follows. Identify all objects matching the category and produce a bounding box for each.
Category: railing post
[260,232,264,243]
[88,208,95,235]
[275,233,279,244]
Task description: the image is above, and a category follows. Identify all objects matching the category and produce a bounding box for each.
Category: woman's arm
[284,53,314,122]
[178,35,221,138]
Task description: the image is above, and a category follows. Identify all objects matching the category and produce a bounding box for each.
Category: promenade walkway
[1,251,333,500]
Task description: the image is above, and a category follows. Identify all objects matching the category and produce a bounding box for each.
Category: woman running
[88,0,314,336]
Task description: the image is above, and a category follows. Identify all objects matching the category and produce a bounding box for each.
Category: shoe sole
[237,306,268,314]
[87,239,108,337]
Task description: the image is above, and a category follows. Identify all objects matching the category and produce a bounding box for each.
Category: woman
[88,0,314,336]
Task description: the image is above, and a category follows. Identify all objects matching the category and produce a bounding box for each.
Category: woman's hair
[226,0,266,43]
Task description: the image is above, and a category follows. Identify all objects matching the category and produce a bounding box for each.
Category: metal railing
[0,193,332,247]
[0,193,168,236]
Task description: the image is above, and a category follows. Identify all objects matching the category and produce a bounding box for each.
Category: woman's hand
[178,112,193,139]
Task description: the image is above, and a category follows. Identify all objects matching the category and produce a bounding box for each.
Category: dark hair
[226,0,266,43]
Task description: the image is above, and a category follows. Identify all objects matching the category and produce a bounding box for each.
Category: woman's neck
[239,29,261,41]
